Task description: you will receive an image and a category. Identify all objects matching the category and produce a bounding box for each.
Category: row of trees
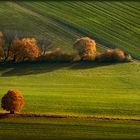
[0,31,132,63]
[0,32,74,63]
[73,37,132,62]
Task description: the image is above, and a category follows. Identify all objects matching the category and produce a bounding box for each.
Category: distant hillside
[0,1,140,58]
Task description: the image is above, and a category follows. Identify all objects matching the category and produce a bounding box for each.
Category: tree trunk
[3,47,10,63]
[10,111,15,114]
[12,55,16,62]
[3,56,8,63]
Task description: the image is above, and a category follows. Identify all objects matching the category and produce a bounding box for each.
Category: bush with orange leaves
[1,90,24,114]
[37,48,74,62]
[95,49,132,62]
[11,37,40,62]
[73,37,96,60]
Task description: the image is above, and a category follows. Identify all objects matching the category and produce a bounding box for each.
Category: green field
[0,61,140,118]
[0,117,140,139]
[0,0,140,139]
[0,61,140,139]
[0,1,140,57]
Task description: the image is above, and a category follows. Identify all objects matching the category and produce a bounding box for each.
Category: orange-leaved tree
[73,37,96,60]
[21,38,40,61]
[1,90,24,114]
[11,37,40,62]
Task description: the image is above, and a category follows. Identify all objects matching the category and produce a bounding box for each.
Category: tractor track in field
[14,2,117,49]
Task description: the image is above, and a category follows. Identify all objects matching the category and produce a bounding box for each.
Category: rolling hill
[0,61,140,118]
[0,1,140,57]
[0,61,140,139]
[0,1,140,139]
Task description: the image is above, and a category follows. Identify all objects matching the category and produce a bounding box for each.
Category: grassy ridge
[0,117,140,139]
[0,1,140,56]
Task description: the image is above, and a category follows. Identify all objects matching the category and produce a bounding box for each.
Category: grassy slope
[0,117,140,139]
[0,1,140,139]
[0,1,140,56]
[0,61,140,118]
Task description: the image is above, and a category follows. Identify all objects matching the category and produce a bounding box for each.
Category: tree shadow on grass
[0,61,70,77]
[69,61,122,70]
[0,61,126,77]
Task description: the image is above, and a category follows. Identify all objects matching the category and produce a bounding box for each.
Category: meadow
[0,0,140,139]
[0,61,140,139]
[0,61,140,118]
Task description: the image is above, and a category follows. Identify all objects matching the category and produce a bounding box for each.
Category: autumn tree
[10,37,41,62]
[1,90,24,114]
[0,31,41,62]
[21,38,40,61]
[73,37,96,60]
[37,36,53,55]
[2,32,16,62]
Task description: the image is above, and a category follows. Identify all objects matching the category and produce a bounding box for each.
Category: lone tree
[73,37,96,60]
[1,90,24,114]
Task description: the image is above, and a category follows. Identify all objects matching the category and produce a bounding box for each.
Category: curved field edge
[0,1,140,58]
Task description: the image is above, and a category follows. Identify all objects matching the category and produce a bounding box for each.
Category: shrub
[73,37,96,60]
[1,90,24,114]
[37,48,74,62]
[112,49,126,61]
[95,49,131,62]
[54,48,62,56]
[95,49,113,62]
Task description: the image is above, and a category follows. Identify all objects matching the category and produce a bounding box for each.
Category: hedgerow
[0,32,132,64]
